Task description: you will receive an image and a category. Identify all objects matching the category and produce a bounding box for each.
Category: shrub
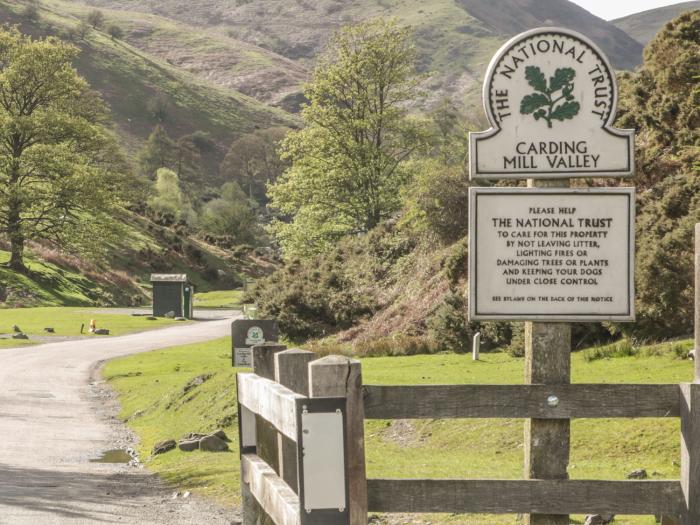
[427,292,472,353]
[249,223,413,340]
[107,24,124,40]
[355,334,438,357]
[583,339,636,362]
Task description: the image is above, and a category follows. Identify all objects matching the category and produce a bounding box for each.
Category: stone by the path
[584,514,614,525]
[178,439,200,452]
[199,434,228,452]
[12,333,29,340]
[627,468,648,479]
[12,325,21,333]
[94,328,110,335]
[44,327,55,333]
[183,374,212,393]
[164,311,176,319]
[213,429,230,442]
[178,431,230,452]
[152,439,176,456]
[182,432,206,441]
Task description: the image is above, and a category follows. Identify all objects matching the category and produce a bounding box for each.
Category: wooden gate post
[524,178,571,525]
[309,355,368,525]
[274,348,315,492]
[241,342,288,525]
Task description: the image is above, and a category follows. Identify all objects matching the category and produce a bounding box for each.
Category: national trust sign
[469,28,634,179]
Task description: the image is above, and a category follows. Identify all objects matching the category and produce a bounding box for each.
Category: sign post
[469,27,635,525]
[232,319,279,368]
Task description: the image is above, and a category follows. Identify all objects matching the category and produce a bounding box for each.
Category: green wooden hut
[150,274,194,319]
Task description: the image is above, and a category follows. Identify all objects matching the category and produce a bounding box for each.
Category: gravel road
[0,314,241,524]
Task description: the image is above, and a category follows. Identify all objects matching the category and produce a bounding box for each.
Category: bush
[107,24,124,40]
[249,256,375,339]
[249,223,413,339]
[583,339,636,362]
[427,292,472,353]
[354,335,438,357]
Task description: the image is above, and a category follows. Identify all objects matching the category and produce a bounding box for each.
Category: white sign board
[468,187,635,321]
[469,27,634,179]
[301,410,346,512]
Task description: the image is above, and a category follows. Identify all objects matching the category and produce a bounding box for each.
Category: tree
[612,11,700,340]
[267,19,428,257]
[138,125,176,178]
[199,182,259,243]
[0,28,128,272]
[107,24,124,40]
[86,9,105,30]
[616,10,699,190]
[22,3,39,22]
[147,168,196,225]
[75,20,91,40]
[220,127,288,203]
[146,94,170,123]
[174,134,203,191]
[400,99,472,244]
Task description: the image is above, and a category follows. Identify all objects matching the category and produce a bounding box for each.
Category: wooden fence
[237,223,700,524]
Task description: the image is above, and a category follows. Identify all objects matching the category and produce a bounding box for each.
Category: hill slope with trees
[0,0,296,184]
[613,1,700,45]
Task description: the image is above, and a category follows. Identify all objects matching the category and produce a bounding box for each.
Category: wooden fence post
[524,178,571,525]
[274,348,315,492]
[695,223,700,382]
[309,355,368,525]
[680,224,700,524]
[681,382,700,524]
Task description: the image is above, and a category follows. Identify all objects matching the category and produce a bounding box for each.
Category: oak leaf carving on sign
[520,66,580,128]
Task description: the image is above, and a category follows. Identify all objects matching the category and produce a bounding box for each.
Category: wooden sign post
[469,28,636,524]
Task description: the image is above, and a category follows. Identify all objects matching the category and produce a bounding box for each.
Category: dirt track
[0,313,240,524]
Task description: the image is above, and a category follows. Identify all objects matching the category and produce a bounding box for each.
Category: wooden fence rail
[367,479,684,515]
[363,384,681,419]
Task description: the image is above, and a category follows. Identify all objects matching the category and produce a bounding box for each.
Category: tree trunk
[8,233,25,272]
[7,156,26,273]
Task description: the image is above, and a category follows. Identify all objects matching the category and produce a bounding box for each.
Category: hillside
[41,0,309,112]
[0,0,296,176]
[76,0,643,110]
[613,1,700,44]
[0,208,275,308]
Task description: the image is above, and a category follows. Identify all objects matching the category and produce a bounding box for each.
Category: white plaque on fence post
[469,27,634,180]
[469,187,635,321]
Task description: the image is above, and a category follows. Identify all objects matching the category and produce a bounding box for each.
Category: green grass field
[194,290,244,309]
[0,307,183,340]
[103,337,694,524]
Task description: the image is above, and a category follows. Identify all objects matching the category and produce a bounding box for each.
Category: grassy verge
[0,307,183,339]
[194,290,244,309]
[104,338,694,524]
